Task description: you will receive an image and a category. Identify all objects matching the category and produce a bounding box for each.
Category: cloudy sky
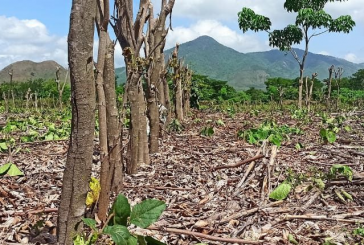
[0,0,363,70]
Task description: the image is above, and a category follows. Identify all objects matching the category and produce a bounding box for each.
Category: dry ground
[1,109,364,244]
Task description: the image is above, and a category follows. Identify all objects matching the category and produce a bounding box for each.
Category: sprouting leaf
[110,194,131,226]
[82,218,97,231]
[341,189,353,201]
[130,199,166,228]
[86,177,101,207]
[269,183,291,200]
[215,119,225,126]
[330,164,353,181]
[288,234,299,244]
[334,188,346,203]
[0,163,12,175]
[73,235,87,245]
[314,178,325,190]
[45,133,54,141]
[0,142,8,151]
[295,142,303,150]
[7,163,24,176]
[103,225,131,245]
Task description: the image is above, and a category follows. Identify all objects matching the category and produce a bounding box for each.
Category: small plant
[237,120,302,147]
[200,126,214,137]
[215,119,225,127]
[0,162,24,177]
[168,119,183,133]
[329,164,353,181]
[353,226,364,237]
[319,128,337,144]
[75,194,167,245]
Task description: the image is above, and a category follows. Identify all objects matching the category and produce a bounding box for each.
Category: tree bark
[95,0,113,222]
[57,0,96,243]
[103,38,123,193]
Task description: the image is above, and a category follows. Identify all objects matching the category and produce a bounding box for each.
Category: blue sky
[0,0,363,70]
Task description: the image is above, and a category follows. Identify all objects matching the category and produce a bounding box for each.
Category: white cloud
[325,0,364,23]
[344,53,364,63]
[166,20,269,53]
[318,51,330,56]
[168,0,363,30]
[0,16,67,70]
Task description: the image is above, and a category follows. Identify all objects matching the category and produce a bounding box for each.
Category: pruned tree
[57,0,96,243]
[112,0,151,173]
[112,0,176,171]
[169,43,184,122]
[8,69,15,107]
[334,67,344,110]
[307,72,318,111]
[327,64,335,108]
[95,0,123,221]
[55,66,68,110]
[144,0,175,153]
[238,0,355,109]
[182,66,193,116]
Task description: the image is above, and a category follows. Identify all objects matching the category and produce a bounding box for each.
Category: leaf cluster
[75,194,166,245]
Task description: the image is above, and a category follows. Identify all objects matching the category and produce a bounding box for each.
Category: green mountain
[115,67,126,84]
[163,35,364,90]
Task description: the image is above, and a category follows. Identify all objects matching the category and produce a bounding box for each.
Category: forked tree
[238,0,355,109]
[57,0,96,243]
[95,0,123,221]
[144,0,175,153]
[112,0,175,172]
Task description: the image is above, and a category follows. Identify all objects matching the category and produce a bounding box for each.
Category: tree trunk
[126,74,141,174]
[138,83,150,165]
[327,65,334,109]
[298,66,304,109]
[57,0,96,243]
[95,0,111,221]
[103,38,123,193]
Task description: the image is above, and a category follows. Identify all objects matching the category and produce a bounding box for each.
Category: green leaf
[73,235,87,245]
[127,236,138,245]
[130,199,166,228]
[238,7,272,33]
[7,163,24,176]
[314,178,325,190]
[0,163,12,175]
[0,142,8,151]
[288,234,298,244]
[82,218,97,230]
[269,183,292,200]
[111,194,131,226]
[45,133,54,141]
[330,164,353,181]
[341,189,353,201]
[103,225,131,245]
[137,236,147,245]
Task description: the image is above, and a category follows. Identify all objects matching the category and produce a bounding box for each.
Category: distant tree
[238,0,355,109]
[350,69,364,90]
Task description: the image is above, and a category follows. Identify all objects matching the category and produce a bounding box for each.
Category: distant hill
[163,35,364,90]
[115,67,126,85]
[0,60,67,83]
[4,36,363,90]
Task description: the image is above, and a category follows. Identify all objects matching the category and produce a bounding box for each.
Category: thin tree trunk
[57,0,96,243]
[95,0,110,221]
[327,65,334,109]
[103,38,123,193]
[298,66,304,109]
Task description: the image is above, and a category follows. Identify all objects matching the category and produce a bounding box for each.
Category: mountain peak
[0,60,67,83]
